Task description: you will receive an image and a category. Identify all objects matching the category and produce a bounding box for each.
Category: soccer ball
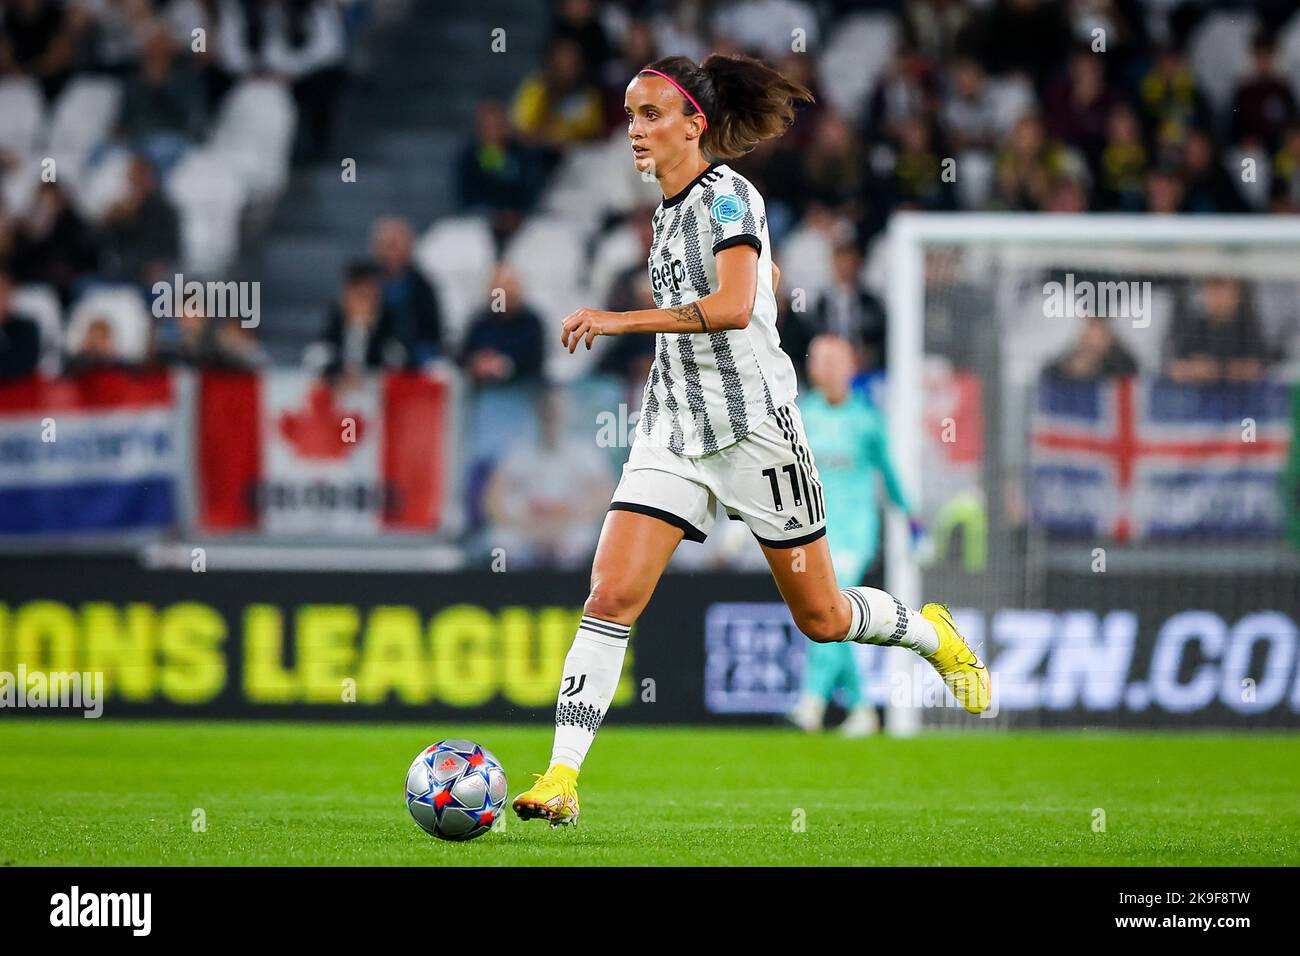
[405,739,507,841]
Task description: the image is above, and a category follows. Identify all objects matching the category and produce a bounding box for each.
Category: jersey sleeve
[706,173,764,256]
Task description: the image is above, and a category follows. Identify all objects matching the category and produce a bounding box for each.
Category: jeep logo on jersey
[650,257,687,294]
[710,194,747,223]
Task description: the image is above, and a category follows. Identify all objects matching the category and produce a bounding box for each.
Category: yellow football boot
[512,763,580,826]
[920,602,991,715]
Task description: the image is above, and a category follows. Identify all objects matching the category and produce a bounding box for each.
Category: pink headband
[639,69,708,128]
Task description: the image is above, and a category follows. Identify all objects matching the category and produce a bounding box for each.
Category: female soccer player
[513,54,989,827]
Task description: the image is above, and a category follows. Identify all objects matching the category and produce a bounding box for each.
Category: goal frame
[882,212,1300,735]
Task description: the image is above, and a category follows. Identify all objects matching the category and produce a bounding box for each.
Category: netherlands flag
[0,370,180,534]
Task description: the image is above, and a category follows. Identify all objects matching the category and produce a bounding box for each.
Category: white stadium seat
[73,146,133,222]
[209,79,297,205]
[0,78,45,157]
[815,12,899,123]
[414,215,496,351]
[46,76,123,186]
[166,146,248,276]
[1187,11,1258,117]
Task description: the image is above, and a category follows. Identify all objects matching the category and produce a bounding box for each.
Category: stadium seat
[505,216,592,381]
[11,283,63,375]
[815,12,899,122]
[1188,11,1258,117]
[166,147,248,276]
[779,222,836,308]
[543,133,662,227]
[73,147,133,222]
[986,76,1037,135]
[47,76,123,186]
[0,77,45,158]
[0,151,44,218]
[209,79,297,206]
[414,215,496,351]
[66,286,152,362]
[1281,13,1300,103]
[954,149,995,210]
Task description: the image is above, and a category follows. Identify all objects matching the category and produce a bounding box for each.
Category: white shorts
[610,403,826,548]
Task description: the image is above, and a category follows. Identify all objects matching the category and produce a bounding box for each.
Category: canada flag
[197,369,450,534]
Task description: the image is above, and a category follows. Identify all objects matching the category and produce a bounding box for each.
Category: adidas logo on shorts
[783,516,803,531]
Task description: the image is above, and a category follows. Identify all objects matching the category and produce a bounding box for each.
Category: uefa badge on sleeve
[710,194,747,223]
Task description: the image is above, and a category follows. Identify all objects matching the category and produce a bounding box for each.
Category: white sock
[550,615,631,771]
[841,587,940,656]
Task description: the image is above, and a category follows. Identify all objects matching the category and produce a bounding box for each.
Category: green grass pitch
[1,720,1296,866]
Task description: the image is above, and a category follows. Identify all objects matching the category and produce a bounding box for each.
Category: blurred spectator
[98,156,181,288]
[864,45,937,148]
[969,0,1072,92]
[0,0,90,99]
[1042,314,1138,382]
[942,57,998,153]
[1183,127,1246,213]
[118,19,204,175]
[65,316,122,373]
[311,259,405,379]
[511,37,604,157]
[482,386,614,568]
[602,16,656,114]
[1272,125,1300,210]
[0,271,40,379]
[267,0,348,163]
[904,0,975,62]
[550,0,611,80]
[1143,165,1184,214]
[1138,46,1209,148]
[456,99,545,243]
[10,183,98,307]
[796,112,869,220]
[1098,102,1147,211]
[370,217,444,367]
[460,263,544,387]
[153,299,265,369]
[596,268,656,394]
[783,242,887,377]
[83,0,153,74]
[1166,277,1272,384]
[1229,32,1297,154]
[1043,173,1090,212]
[1043,48,1121,168]
[890,115,955,210]
[994,114,1073,210]
[207,0,348,161]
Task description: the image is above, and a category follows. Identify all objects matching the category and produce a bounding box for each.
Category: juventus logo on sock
[562,674,587,697]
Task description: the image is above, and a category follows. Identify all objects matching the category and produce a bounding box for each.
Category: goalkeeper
[789,335,919,736]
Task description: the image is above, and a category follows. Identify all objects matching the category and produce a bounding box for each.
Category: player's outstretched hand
[561,307,614,353]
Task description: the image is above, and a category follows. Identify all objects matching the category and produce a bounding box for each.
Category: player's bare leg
[760,536,990,714]
[512,510,683,825]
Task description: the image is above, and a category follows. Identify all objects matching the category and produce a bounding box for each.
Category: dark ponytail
[639,54,814,160]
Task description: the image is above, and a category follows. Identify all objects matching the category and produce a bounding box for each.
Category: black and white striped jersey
[637,162,797,457]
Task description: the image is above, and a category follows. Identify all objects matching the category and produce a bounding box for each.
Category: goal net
[883,215,1300,732]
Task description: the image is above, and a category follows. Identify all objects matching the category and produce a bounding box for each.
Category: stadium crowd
[2,0,1300,563]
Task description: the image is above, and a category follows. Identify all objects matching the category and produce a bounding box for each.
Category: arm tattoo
[667,301,709,333]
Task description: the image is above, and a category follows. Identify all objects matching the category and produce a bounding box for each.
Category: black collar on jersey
[662,161,722,208]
